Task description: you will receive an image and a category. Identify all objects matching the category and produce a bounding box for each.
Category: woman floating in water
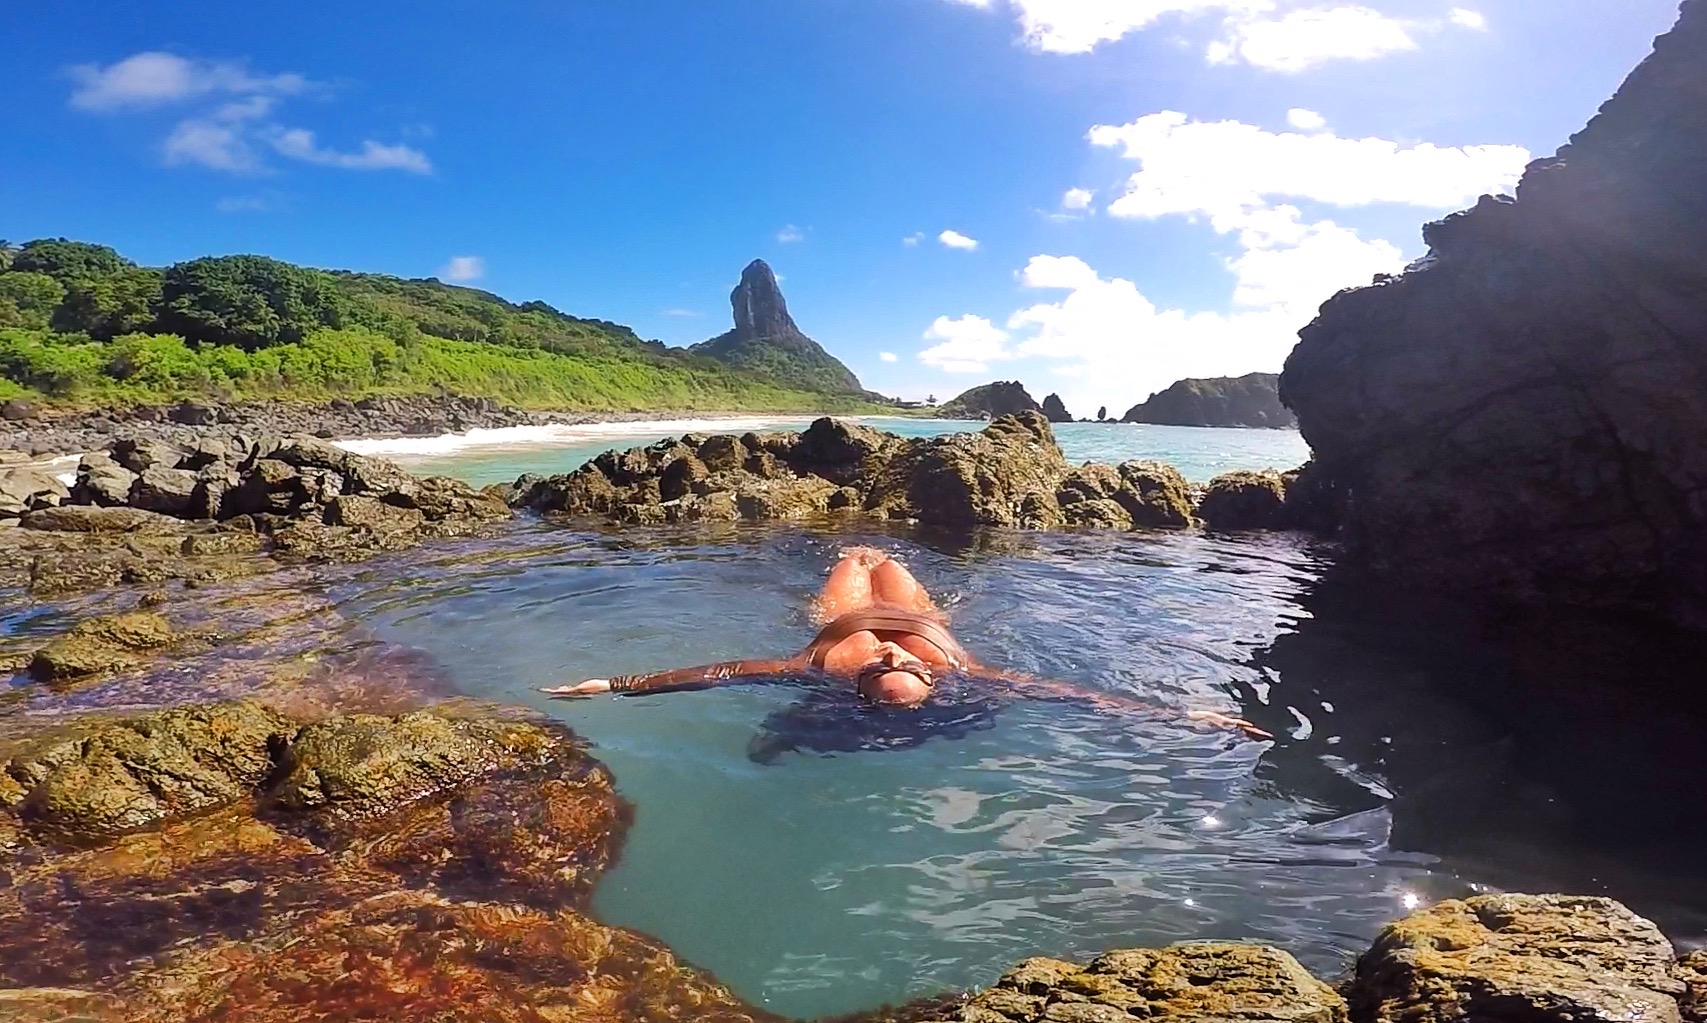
[543,547,1271,743]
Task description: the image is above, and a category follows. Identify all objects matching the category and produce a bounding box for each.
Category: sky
[0,0,1686,415]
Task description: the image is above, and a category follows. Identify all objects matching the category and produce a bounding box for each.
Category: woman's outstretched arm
[978,667,1273,740]
[543,657,807,698]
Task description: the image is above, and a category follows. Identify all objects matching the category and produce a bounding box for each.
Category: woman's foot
[838,545,890,569]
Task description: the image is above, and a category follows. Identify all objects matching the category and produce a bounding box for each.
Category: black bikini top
[803,608,970,670]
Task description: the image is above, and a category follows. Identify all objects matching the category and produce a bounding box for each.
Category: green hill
[1122,373,1296,428]
[0,238,888,412]
[938,381,1042,420]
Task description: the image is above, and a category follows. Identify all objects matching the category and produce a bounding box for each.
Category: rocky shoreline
[0,415,1697,1020]
[504,411,1321,534]
[0,393,828,461]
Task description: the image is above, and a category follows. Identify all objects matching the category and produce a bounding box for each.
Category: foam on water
[332,416,820,459]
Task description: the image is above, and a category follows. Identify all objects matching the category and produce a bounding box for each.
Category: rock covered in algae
[0,701,293,839]
[1199,470,1289,531]
[266,711,563,819]
[1349,894,1686,1023]
[26,611,184,687]
[849,944,1346,1023]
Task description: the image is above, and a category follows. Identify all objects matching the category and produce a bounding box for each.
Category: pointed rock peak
[731,259,800,340]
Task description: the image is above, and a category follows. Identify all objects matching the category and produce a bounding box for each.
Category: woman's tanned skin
[543,547,1270,741]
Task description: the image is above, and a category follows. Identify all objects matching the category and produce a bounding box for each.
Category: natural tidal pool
[330,519,1707,1019]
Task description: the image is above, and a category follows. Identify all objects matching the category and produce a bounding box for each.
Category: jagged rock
[868,412,1068,528]
[1041,393,1072,423]
[109,438,185,474]
[324,494,426,531]
[896,944,1345,1023]
[0,469,68,518]
[1678,951,1707,1023]
[20,506,184,534]
[26,612,181,687]
[698,434,747,472]
[1350,894,1685,1023]
[795,417,899,485]
[734,475,839,520]
[1280,4,1707,629]
[661,453,711,501]
[71,454,137,507]
[689,259,864,394]
[128,466,199,516]
[1114,461,1196,528]
[1200,470,1289,530]
[0,701,293,840]
[267,713,562,820]
[1124,373,1296,428]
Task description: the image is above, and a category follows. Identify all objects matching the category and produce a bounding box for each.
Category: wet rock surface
[513,413,1212,534]
[1349,894,1686,1023]
[1280,4,1707,629]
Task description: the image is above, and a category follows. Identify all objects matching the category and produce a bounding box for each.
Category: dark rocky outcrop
[689,259,866,395]
[938,381,1042,421]
[1040,393,1072,423]
[511,413,1201,533]
[1124,373,1295,429]
[1280,3,1707,630]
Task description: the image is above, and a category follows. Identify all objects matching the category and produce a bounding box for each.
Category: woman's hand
[541,678,613,699]
[1187,709,1273,741]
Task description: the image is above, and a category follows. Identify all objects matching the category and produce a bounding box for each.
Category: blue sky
[0,0,1684,413]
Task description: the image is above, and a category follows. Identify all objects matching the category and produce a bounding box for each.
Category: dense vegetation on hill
[938,381,1042,420]
[0,238,890,412]
[1123,373,1296,428]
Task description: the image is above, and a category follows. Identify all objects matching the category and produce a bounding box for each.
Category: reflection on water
[326,520,1707,1019]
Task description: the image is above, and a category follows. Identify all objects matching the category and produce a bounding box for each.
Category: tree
[12,238,130,280]
[157,255,354,350]
[0,272,68,330]
[53,266,163,340]
[0,240,18,272]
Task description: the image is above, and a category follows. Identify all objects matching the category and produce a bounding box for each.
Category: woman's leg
[815,549,877,621]
[871,558,937,615]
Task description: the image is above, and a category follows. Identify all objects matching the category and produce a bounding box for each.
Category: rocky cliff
[690,260,865,395]
[1281,1,1707,629]
[1040,393,1072,423]
[1124,373,1295,428]
[937,381,1041,420]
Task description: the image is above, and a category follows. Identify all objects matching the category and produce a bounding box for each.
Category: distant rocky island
[1282,0,1707,632]
[1123,373,1295,429]
[689,259,871,397]
[937,381,1072,422]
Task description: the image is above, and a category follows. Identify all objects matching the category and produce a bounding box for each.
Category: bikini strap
[805,609,969,669]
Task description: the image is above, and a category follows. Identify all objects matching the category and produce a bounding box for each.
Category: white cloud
[1286,108,1327,131]
[164,120,256,172]
[69,51,430,176]
[946,1,1476,70]
[1449,8,1488,30]
[662,308,704,318]
[271,129,433,173]
[919,315,1013,373]
[1090,111,1530,223]
[68,52,310,111]
[1062,187,1095,210]
[920,108,1528,414]
[777,224,806,244]
[1208,7,1417,73]
[879,351,900,363]
[939,229,980,251]
[903,232,925,247]
[215,195,271,214]
[439,256,485,282]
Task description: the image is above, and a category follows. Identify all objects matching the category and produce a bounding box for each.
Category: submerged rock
[1350,894,1686,1023]
[26,611,185,687]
